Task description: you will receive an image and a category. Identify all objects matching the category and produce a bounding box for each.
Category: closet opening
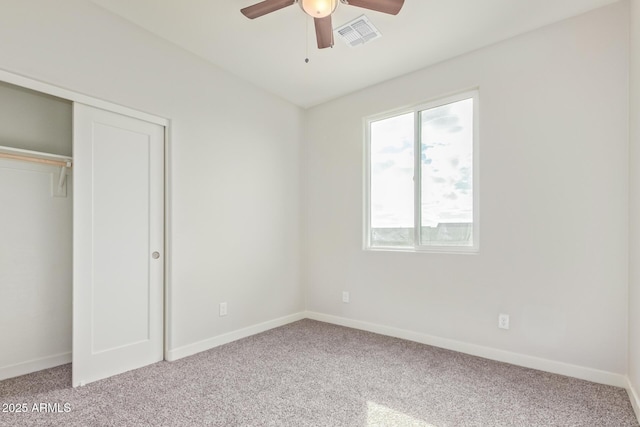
[0,80,73,380]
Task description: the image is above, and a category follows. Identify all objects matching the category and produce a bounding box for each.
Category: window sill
[364,245,479,255]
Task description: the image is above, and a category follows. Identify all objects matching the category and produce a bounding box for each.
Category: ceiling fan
[241,0,405,49]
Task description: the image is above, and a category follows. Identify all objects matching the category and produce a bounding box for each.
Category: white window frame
[364,89,479,254]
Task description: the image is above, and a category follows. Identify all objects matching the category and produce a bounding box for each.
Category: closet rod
[0,152,72,168]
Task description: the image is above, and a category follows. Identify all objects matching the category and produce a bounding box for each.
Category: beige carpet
[0,319,637,426]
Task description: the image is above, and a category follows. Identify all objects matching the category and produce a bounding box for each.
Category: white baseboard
[627,378,640,423]
[0,352,71,381]
[166,311,306,361]
[305,311,627,388]
[165,309,629,392]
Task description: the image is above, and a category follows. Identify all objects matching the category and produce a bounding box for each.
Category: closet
[0,81,73,379]
[0,75,167,387]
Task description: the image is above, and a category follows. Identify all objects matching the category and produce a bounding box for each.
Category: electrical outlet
[342,291,350,303]
[498,313,509,330]
[219,302,227,317]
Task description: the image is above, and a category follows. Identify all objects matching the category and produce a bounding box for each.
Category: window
[365,90,478,252]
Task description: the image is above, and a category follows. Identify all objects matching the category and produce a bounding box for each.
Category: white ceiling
[92,0,619,108]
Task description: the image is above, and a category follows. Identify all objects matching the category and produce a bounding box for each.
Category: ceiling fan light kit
[240,0,404,50]
[300,0,338,18]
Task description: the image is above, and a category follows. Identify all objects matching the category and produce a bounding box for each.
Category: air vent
[335,15,381,48]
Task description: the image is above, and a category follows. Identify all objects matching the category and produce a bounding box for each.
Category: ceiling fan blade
[345,0,404,15]
[314,16,334,49]
[241,0,295,19]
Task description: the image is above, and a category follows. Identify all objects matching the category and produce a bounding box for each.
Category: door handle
[152,251,160,259]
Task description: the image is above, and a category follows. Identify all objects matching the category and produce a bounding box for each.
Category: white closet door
[72,103,164,387]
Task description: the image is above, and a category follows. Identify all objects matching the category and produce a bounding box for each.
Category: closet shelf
[0,145,72,168]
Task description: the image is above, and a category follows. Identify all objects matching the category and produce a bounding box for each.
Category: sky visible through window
[370,112,414,228]
[370,98,473,230]
[421,99,473,227]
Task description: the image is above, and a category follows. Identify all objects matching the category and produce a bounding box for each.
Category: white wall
[629,0,640,413]
[303,3,629,376]
[0,162,72,377]
[0,83,72,378]
[0,0,304,358]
